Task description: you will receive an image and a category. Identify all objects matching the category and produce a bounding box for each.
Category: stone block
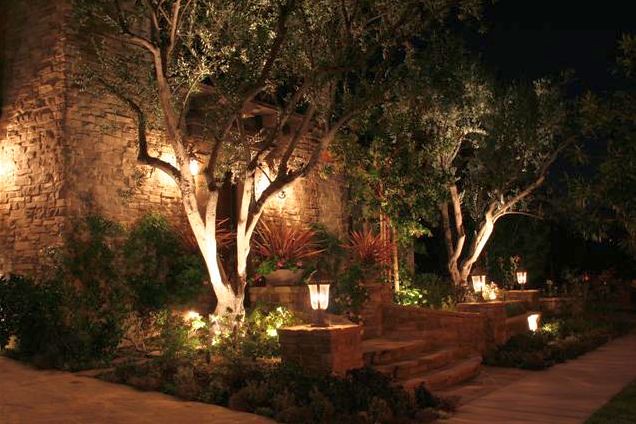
[278,324,363,376]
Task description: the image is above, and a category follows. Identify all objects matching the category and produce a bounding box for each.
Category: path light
[516,270,528,288]
[308,281,330,327]
[189,158,200,175]
[528,313,540,332]
[471,274,486,294]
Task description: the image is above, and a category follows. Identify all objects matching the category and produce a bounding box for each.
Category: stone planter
[264,269,305,286]
[278,324,363,376]
[249,285,310,312]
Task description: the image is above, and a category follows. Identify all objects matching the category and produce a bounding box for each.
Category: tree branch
[95,77,181,183]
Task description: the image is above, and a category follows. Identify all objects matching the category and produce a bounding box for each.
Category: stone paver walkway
[0,357,272,424]
[444,332,636,424]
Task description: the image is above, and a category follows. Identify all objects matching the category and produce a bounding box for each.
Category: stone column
[457,302,507,349]
[278,324,363,376]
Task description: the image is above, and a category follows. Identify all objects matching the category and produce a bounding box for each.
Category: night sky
[471,0,635,90]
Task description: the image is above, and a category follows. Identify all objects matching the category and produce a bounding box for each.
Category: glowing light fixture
[516,270,528,287]
[189,158,200,175]
[184,310,201,321]
[471,274,486,294]
[528,313,540,332]
[308,281,330,326]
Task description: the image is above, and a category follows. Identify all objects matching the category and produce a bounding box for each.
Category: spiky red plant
[344,228,391,266]
[174,218,234,253]
[253,220,323,264]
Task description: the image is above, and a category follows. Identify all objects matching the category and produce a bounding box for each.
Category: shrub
[396,272,457,310]
[211,305,300,359]
[123,213,207,311]
[330,264,369,322]
[484,313,633,370]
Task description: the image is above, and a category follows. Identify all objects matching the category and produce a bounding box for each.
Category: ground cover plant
[0,214,206,370]
[99,308,451,424]
[484,312,633,370]
[585,379,636,424]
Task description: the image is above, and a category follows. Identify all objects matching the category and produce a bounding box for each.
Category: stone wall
[0,0,348,275]
[0,0,69,274]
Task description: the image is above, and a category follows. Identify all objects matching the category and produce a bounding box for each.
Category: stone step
[374,347,462,380]
[399,355,482,392]
[362,338,432,366]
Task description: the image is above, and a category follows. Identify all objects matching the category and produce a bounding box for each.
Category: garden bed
[484,313,634,370]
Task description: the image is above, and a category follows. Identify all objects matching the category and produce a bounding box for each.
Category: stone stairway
[361,305,484,392]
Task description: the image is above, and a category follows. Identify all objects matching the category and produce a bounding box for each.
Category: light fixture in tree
[516,270,528,288]
[471,274,486,294]
[308,281,330,327]
[527,313,540,332]
[189,158,200,176]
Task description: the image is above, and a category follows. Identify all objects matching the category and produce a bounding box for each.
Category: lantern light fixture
[471,274,486,294]
[516,270,528,287]
[528,313,540,332]
[308,281,330,327]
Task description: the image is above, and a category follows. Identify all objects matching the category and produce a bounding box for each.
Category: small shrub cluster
[0,214,206,370]
[395,273,457,310]
[484,313,633,370]
[103,355,447,424]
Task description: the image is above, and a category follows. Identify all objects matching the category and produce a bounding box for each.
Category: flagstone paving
[0,357,272,424]
[442,332,636,424]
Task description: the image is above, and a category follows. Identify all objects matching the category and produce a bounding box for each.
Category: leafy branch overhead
[73,0,485,316]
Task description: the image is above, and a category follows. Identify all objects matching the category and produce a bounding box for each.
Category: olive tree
[361,38,575,287]
[73,0,484,319]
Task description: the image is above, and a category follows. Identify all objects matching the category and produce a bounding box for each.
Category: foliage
[562,34,636,257]
[484,313,633,370]
[396,272,457,310]
[0,219,127,370]
[344,228,391,268]
[485,217,551,288]
[0,214,208,370]
[210,305,300,360]
[103,355,443,423]
[310,223,347,279]
[330,265,369,323]
[254,221,323,277]
[585,379,636,424]
[72,0,485,314]
[123,213,207,311]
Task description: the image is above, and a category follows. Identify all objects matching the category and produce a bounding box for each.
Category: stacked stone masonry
[0,0,347,275]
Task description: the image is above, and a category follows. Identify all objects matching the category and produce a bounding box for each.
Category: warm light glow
[471,275,486,293]
[255,169,271,199]
[156,152,178,185]
[0,157,14,179]
[184,310,201,321]
[189,159,200,175]
[481,282,499,301]
[528,313,540,332]
[308,283,330,310]
[266,327,278,338]
[516,270,528,286]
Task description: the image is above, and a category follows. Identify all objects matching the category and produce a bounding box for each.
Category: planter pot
[265,269,305,286]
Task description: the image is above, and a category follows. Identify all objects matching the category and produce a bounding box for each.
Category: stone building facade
[0,0,348,275]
